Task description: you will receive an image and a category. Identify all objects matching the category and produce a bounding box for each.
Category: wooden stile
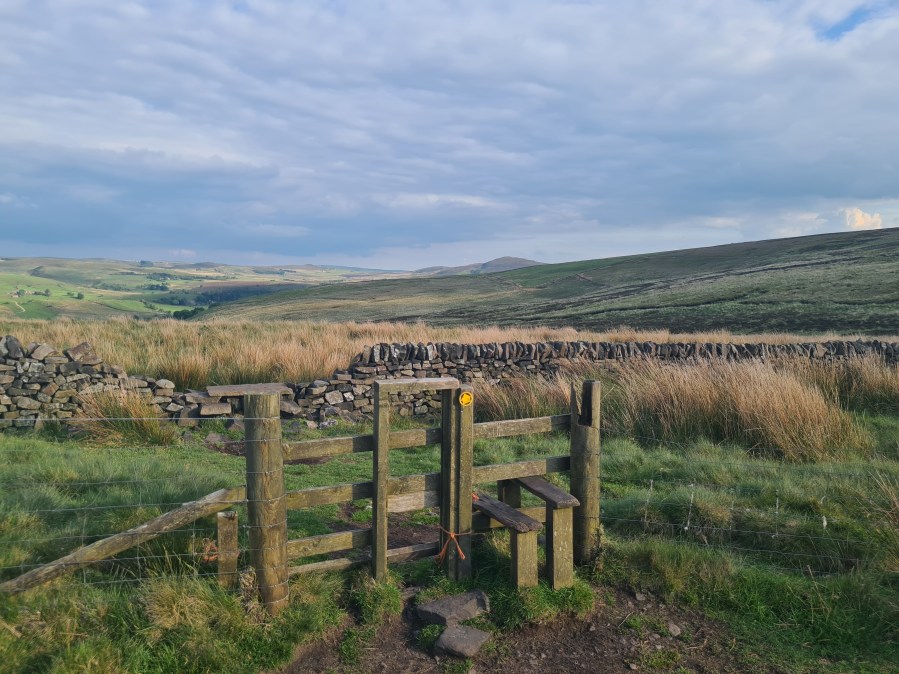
[244,393,289,615]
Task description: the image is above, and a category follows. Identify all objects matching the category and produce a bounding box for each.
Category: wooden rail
[283,414,570,462]
[0,486,246,594]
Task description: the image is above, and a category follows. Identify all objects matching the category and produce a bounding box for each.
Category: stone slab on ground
[417,589,490,626]
[435,625,491,658]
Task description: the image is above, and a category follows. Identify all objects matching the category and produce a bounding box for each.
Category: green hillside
[0,258,410,320]
[201,229,899,334]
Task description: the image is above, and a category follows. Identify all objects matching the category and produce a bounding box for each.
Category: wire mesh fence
[1,414,895,592]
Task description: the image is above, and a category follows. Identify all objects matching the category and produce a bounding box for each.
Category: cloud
[0,1,898,267]
[841,206,883,230]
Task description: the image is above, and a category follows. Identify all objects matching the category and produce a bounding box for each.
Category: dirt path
[278,586,780,674]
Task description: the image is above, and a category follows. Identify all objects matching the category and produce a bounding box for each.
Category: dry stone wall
[1,335,896,429]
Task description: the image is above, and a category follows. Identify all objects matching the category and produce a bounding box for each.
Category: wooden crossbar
[515,476,580,509]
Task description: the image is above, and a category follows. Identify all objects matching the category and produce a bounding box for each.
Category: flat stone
[323,390,344,405]
[417,590,490,626]
[434,625,491,658]
[200,402,232,416]
[154,379,175,390]
[206,383,291,397]
[30,344,57,361]
[667,622,682,638]
[64,341,96,362]
[280,399,303,416]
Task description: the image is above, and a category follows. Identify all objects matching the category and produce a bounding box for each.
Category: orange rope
[435,526,469,565]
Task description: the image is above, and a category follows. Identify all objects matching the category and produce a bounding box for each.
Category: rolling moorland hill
[202,228,899,334]
[0,256,539,320]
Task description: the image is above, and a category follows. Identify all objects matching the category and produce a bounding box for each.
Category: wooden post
[440,384,471,580]
[457,385,474,580]
[511,531,539,587]
[546,507,574,588]
[372,382,390,581]
[244,393,288,615]
[497,480,521,507]
[570,380,601,565]
[217,511,239,589]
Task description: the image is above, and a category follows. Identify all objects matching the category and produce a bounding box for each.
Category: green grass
[1,409,898,672]
[203,228,899,334]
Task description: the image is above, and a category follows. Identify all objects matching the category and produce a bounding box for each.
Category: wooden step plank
[287,541,439,576]
[515,476,580,509]
[472,492,542,533]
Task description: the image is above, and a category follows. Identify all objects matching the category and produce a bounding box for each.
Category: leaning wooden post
[457,385,474,580]
[216,511,239,589]
[372,382,391,582]
[570,380,601,565]
[244,393,289,615]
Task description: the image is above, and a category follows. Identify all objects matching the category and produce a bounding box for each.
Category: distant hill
[0,255,539,320]
[416,256,543,277]
[201,229,899,334]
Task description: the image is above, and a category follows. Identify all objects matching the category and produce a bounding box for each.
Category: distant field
[203,229,899,334]
[0,258,417,320]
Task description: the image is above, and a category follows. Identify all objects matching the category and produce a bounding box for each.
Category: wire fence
[0,416,894,591]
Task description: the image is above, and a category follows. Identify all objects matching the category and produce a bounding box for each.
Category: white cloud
[841,206,883,230]
[0,1,898,263]
[167,248,197,259]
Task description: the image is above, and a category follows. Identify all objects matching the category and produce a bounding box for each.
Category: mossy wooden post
[216,511,239,589]
[440,384,472,580]
[511,531,539,587]
[570,380,601,565]
[372,381,390,581]
[245,393,288,615]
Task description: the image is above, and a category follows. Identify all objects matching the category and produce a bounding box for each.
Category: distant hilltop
[416,256,543,277]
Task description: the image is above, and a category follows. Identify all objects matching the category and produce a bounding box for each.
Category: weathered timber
[283,457,569,511]
[244,394,288,615]
[372,382,390,581]
[570,380,602,564]
[283,427,443,461]
[287,529,371,559]
[216,511,239,589]
[472,492,542,533]
[511,530,539,588]
[440,386,462,579]
[546,507,574,588]
[457,386,474,579]
[515,476,580,509]
[281,415,567,463]
[287,541,440,576]
[474,414,570,440]
[208,383,292,397]
[473,506,544,531]
[373,377,460,394]
[0,485,246,594]
[497,479,521,508]
[472,455,570,483]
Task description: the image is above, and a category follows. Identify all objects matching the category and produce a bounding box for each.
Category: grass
[2,317,878,390]
[1,364,898,671]
[201,228,899,334]
[74,390,182,447]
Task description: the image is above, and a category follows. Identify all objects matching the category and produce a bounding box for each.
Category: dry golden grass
[74,390,180,447]
[2,317,895,389]
[783,355,899,414]
[475,359,879,460]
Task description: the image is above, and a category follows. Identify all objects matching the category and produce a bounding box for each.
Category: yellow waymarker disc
[459,391,473,407]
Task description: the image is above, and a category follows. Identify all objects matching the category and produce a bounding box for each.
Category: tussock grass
[74,391,180,447]
[602,361,872,460]
[3,317,893,388]
[475,359,882,459]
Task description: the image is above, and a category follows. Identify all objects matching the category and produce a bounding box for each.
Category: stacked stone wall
[1,335,896,429]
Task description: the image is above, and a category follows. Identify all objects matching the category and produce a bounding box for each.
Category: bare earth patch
[277,587,781,674]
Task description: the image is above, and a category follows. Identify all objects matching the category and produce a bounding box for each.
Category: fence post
[570,380,601,565]
[244,393,289,615]
[216,511,239,589]
[372,382,390,582]
[440,384,472,580]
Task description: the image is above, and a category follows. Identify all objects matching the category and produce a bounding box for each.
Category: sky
[1,0,898,270]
